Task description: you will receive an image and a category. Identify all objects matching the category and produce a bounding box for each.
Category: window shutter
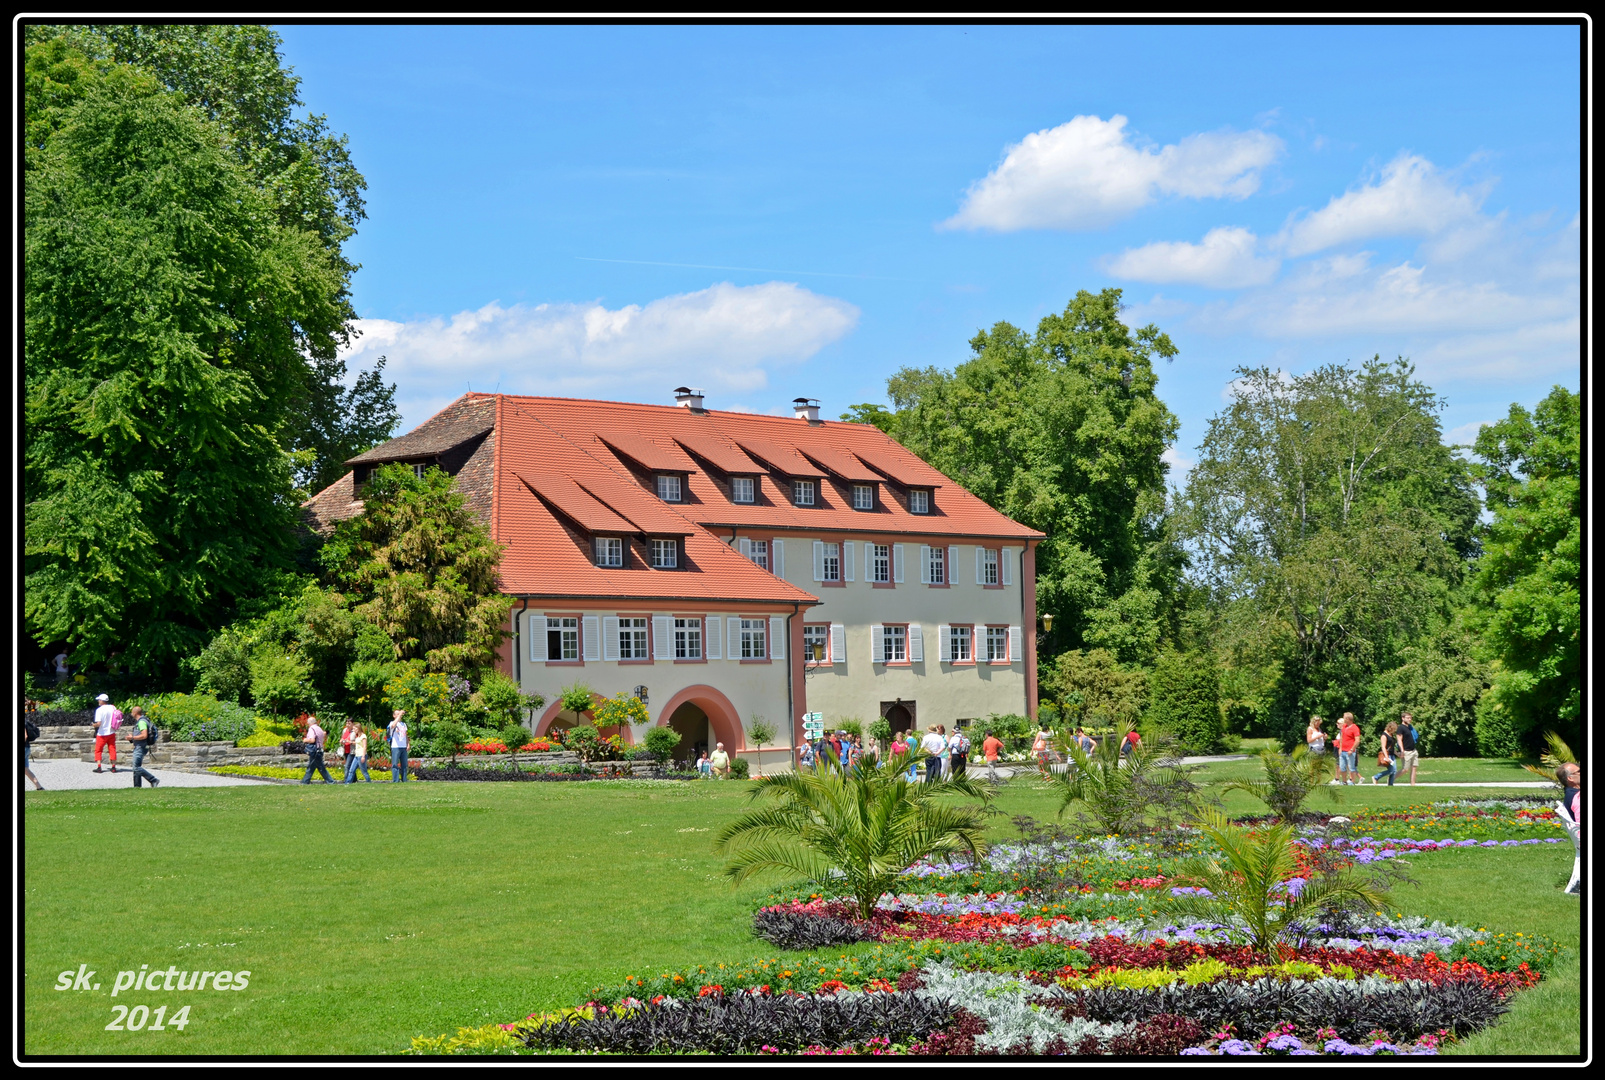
[1002,548,1015,586]
[975,546,984,585]
[869,624,884,663]
[653,615,672,660]
[773,539,784,576]
[1009,625,1022,662]
[813,540,825,582]
[602,617,621,661]
[529,615,548,662]
[769,616,786,660]
[909,624,923,663]
[920,545,931,584]
[893,544,905,583]
[831,624,846,665]
[843,541,855,581]
[582,616,601,661]
[737,537,752,560]
[948,547,959,586]
[706,616,722,660]
[937,624,950,662]
[730,617,742,660]
[865,543,874,582]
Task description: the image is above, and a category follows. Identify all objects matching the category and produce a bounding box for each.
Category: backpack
[136,720,159,747]
[24,717,40,743]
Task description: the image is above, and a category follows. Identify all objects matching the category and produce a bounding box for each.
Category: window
[749,539,769,570]
[619,617,649,660]
[793,479,816,506]
[412,462,428,479]
[803,623,829,662]
[674,617,702,660]
[595,537,624,567]
[821,542,840,581]
[927,546,945,584]
[909,489,930,514]
[870,543,890,583]
[852,484,874,510]
[650,538,678,568]
[881,624,907,663]
[732,476,755,503]
[948,625,972,662]
[739,617,767,659]
[547,617,579,661]
[656,474,681,502]
[986,626,1008,662]
[982,548,999,585]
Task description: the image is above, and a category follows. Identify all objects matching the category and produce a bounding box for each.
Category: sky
[274,23,1583,479]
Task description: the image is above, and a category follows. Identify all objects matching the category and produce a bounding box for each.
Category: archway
[655,685,744,760]
[882,702,914,737]
[533,694,633,746]
[666,702,711,768]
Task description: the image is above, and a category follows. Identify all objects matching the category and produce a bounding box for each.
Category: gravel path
[23,759,267,791]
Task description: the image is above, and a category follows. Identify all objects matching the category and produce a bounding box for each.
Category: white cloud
[1280,153,1487,256]
[1415,315,1580,380]
[1444,420,1493,448]
[1161,445,1195,483]
[341,282,860,426]
[1107,226,1280,288]
[943,115,1282,231]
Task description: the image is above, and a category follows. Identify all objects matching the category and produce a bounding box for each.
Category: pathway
[24,759,268,791]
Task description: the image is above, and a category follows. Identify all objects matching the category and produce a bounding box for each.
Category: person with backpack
[91,693,120,774]
[949,726,970,778]
[127,706,160,788]
[300,714,334,784]
[23,713,44,791]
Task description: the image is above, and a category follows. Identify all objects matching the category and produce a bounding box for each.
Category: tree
[1053,721,1198,836]
[643,726,683,765]
[1180,358,1479,747]
[716,751,994,918]
[1365,624,1489,756]
[559,683,598,729]
[1468,387,1580,752]
[289,354,401,493]
[1042,649,1148,731]
[322,464,513,677]
[746,717,777,777]
[878,289,1182,662]
[1145,648,1225,755]
[1221,746,1341,824]
[475,670,545,772]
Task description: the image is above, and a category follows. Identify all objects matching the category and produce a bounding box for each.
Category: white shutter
[706,616,722,659]
[653,615,672,660]
[975,546,984,585]
[948,546,959,585]
[730,617,742,660]
[865,543,874,582]
[937,624,950,662]
[920,545,931,584]
[909,624,923,663]
[773,540,784,576]
[1002,548,1015,586]
[831,624,847,665]
[1009,625,1022,662]
[582,616,601,661]
[893,544,905,583]
[843,541,855,581]
[769,616,786,660]
[602,617,621,661]
[737,537,752,560]
[869,624,884,663]
[528,614,547,662]
[813,540,825,582]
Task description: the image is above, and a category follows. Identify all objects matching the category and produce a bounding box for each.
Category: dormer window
[909,489,931,514]
[852,484,875,510]
[595,537,624,567]
[793,479,816,507]
[732,477,755,504]
[650,538,678,569]
[656,474,682,502]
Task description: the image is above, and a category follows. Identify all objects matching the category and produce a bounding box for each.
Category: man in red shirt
[1336,712,1363,785]
[981,729,1004,784]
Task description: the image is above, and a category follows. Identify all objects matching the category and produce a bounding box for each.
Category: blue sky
[275,23,1581,477]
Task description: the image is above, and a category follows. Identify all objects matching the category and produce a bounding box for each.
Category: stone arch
[655,684,744,754]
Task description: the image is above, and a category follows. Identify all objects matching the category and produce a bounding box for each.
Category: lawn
[23,772,1580,1056]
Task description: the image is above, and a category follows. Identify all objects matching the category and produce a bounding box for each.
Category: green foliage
[1221,746,1340,824]
[429,720,472,765]
[643,725,683,764]
[1165,808,1391,955]
[145,692,257,743]
[383,662,450,725]
[729,756,751,780]
[322,464,513,677]
[1043,648,1148,730]
[981,712,1033,742]
[832,719,860,742]
[879,289,1181,658]
[1145,648,1225,754]
[868,717,892,744]
[746,717,778,776]
[247,647,312,715]
[1468,387,1580,751]
[594,692,651,732]
[559,683,598,721]
[716,751,994,918]
[1366,625,1488,756]
[475,670,542,727]
[191,627,253,703]
[1053,721,1198,836]
[1519,731,1577,788]
[837,403,897,431]
[564,725,604,764]
[1445,930,1566,974]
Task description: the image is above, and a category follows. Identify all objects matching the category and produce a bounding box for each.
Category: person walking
[950,726,970,778]
[1397,713,1420,786]
[340,719,360,783]
[708,742,731,779]
[1032,726,1051,775]
[53,648,70,685]
[847,735,863,772]
[1559,762,1580,818]
[91,693,119,774]
[1370,721,1402,786]
[127,706,161,788]
[350,723,373,782]
[1336,713,1363,785]
[386,709,410,782]
[301,713,334,784]
[982,729,1004,783]
[23,713,44,790]
[921,726,946,782]
[1121,728,1141,760]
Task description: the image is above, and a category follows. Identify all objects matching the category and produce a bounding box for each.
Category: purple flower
[1220,1039,1259,1055]
[1521,838,1540,845]
[1265,1035,1304,1052]
[1500,840,1520,846]
[1458,839,1478,846]
[1180,1047,1212,1056]
[1481,840,1499,847]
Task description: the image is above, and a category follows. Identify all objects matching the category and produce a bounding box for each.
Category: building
[304,389,1044,770]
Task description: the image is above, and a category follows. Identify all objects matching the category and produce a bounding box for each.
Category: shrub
[1446,931,1565,974]
[594,691,649,735]
[248,647,313,714]
[729,756,751,780]
[751,908,873,950]
[643,725,682,763]
[146,693,257,743]
[1222,746,1340,824]
[565,725,603,763]
[24,708,95,727]
[1146,648,1225,754]
[191,627,253,703]
[1055,722,1199,836]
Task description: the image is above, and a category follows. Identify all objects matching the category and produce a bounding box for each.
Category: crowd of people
[296,708,414,783]
[1305,711,1422,787]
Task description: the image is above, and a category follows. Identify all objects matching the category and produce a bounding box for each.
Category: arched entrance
[656,685,744,762]
[534,694,634,746]
[881,700,915,737]
[667,702,711,767]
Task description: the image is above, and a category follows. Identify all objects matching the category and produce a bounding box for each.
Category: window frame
[820,541,842,586]
[650,537,679,569]
[948,624,974,665]
[618,614,652,663]
[927,545,946,585]
[595,536,625,568]
[731,476,756,504]
[543,613,583,666]
[655,474,683,502]
[982,547,1001,587]
[869,542,891,584]
[909,489,931,514]
[738,616,769,662]
[985,624,1010,664]
[880,623,909,665]
[792,478,816,506]
[672,615,705,663]
[851,484,875,510]
[802,623,831,665]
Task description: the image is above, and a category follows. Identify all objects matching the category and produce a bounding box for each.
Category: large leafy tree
[1468,387,1580,752]
[1180,358,1480,746]
[870,289,1182,662]
[321,465,514,677]
[24,58,346,671]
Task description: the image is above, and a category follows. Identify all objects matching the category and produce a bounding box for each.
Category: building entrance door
[881,701,915,737]
[667,702,711,768]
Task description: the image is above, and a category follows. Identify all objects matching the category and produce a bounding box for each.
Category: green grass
[24,772,1579,1056]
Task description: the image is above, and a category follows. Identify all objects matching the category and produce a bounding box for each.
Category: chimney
[674,386,706,412]
[793,397,821,422]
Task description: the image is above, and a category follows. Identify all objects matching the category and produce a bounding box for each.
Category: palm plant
[1053,721,1198,836]
[1221,745,1341,824]
[1520,730,1577,787]
[1164,807,1390,956]
[716,747,993,918]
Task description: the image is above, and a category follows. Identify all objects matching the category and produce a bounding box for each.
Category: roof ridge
[480,390,869,427]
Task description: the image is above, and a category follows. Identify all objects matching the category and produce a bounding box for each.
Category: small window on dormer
[793,479,816,506]
[656,475,682,502]
[650,538,678,568]
[909,489,930,514]
[852,484,875,510]
[595,537,624,567]
[732,477,755,503]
